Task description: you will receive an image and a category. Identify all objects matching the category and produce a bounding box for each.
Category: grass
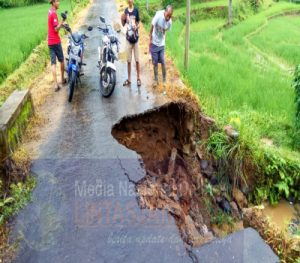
[174,0,228,16]
[249,15,300,67]
[165,1,300,151]
[0,0,46,8]
[0,0,89,105]
[0,0,71,85]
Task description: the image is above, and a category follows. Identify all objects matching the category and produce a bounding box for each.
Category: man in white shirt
[149,5,173,87]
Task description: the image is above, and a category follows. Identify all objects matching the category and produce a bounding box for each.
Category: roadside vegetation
[136,0,300,205]
[166,2,300,151]
[0,0,89,260]
[0,0,89,105]
[0,0,46,8]
[0,1,67,85]
[0,148,36,262]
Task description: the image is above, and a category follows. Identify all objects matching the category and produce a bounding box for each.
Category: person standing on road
[48,0,67,92]
[121,0,141,87]
[149,5,173,87]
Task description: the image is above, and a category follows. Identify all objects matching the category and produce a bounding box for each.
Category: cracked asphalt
[9,0,280,262]
[10,0,192,262]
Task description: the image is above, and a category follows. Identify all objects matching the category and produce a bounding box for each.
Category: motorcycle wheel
[68,70,76,102]
[99,67,116,98]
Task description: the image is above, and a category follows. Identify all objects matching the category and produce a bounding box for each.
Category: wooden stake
[228,0,232,25]
[167,148,177,177]
[184,0,190,71]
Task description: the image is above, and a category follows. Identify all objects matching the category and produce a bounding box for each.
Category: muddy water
[263,200,298,232]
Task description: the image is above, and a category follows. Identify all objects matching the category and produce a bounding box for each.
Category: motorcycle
[98,16,120,97]
[63,21,93,102]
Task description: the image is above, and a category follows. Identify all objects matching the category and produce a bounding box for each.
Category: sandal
[137,79,141,87]
[54,85,61,92]
[152,80,158,88]
[123,79,131,86]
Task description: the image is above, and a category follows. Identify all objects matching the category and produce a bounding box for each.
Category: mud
[112,101,220,246]
[243,207,300,262]
[262,200,299,234]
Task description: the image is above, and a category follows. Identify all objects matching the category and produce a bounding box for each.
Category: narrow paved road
[11,0,191,262]
[10,0,280,262]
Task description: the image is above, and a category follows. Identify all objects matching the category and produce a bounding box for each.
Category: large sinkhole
[111,101,242,247]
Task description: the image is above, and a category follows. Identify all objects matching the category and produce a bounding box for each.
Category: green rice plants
[0,0,89,103]
[138,0,300,206]
[0,0,46,8]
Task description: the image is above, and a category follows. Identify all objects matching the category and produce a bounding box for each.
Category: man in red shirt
[48,0,66,92]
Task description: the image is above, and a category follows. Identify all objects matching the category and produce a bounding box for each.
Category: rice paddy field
[0,0,72,84]
[138,0,300,152]
[1,0,300,153]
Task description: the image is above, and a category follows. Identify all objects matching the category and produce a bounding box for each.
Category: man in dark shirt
[48,0,66,92]
[121,0,141,87]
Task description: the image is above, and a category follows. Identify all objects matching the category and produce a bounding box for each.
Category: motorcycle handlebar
[62,23,72,33]
[63,24,91,41]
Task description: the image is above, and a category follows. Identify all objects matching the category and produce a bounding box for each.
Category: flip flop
[137,79,141,87]
[54,85,61,92]
[123,79,131,86]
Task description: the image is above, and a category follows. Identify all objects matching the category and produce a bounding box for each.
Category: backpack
[126,24,139,44]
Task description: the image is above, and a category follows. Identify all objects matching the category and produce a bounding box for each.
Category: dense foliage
[292,65,300,149]
[0,0,46,8]
[205,130,300,205]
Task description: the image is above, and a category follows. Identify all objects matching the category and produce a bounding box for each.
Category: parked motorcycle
[98,16,120,97]
[63,21,93,102]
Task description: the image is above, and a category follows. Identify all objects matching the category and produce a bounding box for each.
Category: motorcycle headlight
[71,45,81,56]
[102,35,110,45]
[112,44,118,59]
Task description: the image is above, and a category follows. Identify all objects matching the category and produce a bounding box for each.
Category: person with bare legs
[121,0,141,87]
[48,0,67,92]
[149,5,173,88]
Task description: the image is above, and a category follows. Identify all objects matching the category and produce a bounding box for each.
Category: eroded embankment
[111,100,300,262]
[112,101,241,246]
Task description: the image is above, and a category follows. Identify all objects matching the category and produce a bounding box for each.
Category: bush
[204,127,300,205]
[177,6,228,23]
[253,150,300,204]
[0,177,36,225]
[135,0,161,24]
[161,0,185,9]
[232,0,267,22]
[0,0,46,8]
[292,65,300,149]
